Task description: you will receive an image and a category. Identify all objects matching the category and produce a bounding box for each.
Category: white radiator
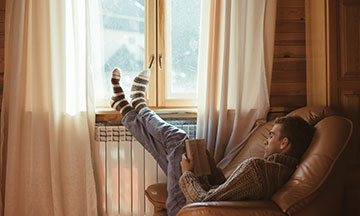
[95,121,196,216]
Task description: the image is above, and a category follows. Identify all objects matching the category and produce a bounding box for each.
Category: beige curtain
[0,0,102,215]
[197,0,277,168]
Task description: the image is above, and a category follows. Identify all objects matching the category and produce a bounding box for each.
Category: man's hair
[275,116,315,159]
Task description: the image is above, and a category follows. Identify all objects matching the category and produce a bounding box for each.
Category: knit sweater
[179,153,298,203]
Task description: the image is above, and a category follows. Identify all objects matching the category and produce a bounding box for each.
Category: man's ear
[280,137,291,152]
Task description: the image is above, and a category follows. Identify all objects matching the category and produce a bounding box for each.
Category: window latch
[148,54,155,69]
[159,54,163,69]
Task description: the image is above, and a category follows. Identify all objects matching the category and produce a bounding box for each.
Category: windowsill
[95,106,291,123]
[95,107,197,123]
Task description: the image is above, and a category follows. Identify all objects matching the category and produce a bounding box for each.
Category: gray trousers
[122,108,187,216]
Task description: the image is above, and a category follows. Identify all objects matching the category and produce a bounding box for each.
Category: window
[95,0,201,108]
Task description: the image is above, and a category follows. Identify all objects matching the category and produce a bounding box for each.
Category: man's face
[264,124,285,158]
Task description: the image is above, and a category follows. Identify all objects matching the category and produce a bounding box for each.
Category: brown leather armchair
[145,107,353,216]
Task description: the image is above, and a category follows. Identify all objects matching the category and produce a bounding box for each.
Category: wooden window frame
[157,0,197,108]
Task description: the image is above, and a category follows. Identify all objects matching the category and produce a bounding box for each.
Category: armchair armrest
[145,183,168,211]
[145,183,285,216]
[178,200,286,216]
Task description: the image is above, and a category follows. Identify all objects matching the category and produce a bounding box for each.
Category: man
[110,68,315,215]
[179,115,315,203]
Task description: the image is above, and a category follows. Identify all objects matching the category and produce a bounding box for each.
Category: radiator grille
[94,120,196,215]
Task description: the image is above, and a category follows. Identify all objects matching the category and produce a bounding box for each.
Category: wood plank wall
[0,0,4,107]
[0,0,307,111]
[271,0,306,109]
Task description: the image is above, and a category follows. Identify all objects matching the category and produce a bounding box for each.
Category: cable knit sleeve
[179,158,265,203]
[179,171,208,203]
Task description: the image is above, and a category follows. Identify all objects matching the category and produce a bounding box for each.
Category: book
[184,139,211,177]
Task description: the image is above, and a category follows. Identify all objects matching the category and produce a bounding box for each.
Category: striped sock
[130,69,151,113]
[110,68,133,116]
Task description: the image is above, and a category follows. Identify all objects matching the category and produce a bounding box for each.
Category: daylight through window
[96,0,201,108]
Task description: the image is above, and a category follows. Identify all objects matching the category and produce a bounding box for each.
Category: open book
[185,139,211,177]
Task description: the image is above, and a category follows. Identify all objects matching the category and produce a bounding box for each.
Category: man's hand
[180,152,194,173]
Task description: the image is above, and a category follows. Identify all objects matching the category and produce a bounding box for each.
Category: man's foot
[130,69,151,113]
[110,68,133,116]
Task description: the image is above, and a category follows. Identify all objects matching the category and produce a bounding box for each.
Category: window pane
[98,0,145,102]
[168,0,201,97]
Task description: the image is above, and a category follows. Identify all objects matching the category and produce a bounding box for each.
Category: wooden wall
[0,0,4,107]
[0,0,307,111]
[271,0,306,109]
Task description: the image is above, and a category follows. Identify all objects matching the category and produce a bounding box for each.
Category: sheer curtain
[0,0,102,215]
[197,0,277,168]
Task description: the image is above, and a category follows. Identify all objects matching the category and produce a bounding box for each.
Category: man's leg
[110,68,168,172]
[121,110,168,173]
[135,108,187,215]
[123,109,187,216]
[112,69,187,215]
[129,70,187,215]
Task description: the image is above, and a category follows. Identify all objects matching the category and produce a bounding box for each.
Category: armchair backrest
[222,106,352,215]
[222,120,272,177]
[272,112,352,214]
[223,106,336,177]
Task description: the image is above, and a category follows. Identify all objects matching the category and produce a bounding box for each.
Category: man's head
[264,116,315,159]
